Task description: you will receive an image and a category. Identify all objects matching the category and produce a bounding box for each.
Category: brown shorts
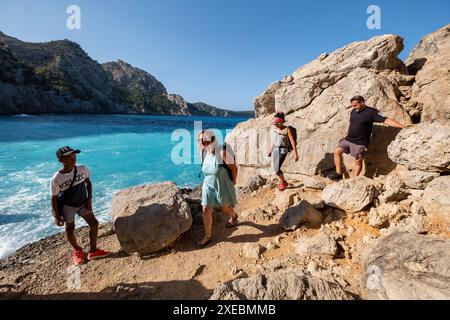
[337,139,366,159]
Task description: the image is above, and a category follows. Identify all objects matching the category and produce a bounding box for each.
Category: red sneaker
[87,249,111,261]
[278,181,288,191]
[73,249,85,265]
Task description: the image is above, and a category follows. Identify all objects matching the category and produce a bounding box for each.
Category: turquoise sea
[0,114,248,259]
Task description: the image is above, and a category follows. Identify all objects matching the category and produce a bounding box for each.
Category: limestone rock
[411,201,426,216]
[266,241,279,251]
[378,174,408,203]
[368,203,406,229]
[347,226,356,237]
[322,177,379,213]
[279,200,323,230]
[256,35,405,117]
[406,24,450,122]
[227,34,412,181]
[242,243,265,260]
[272,189,300,211]
[240,175,267,193]
[254,81,283,117]
[398,170,440,190]
[210,269,355,300]
[303,176,330,190]
[241,207,271,221]
[110,182,192,255]
[363,232,450,299]
[422,176,450,226]
[383,213,430,235]
[295,232,338,258]
[387,122,450,173]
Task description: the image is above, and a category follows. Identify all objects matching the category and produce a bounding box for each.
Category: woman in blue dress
[195,130,238,247]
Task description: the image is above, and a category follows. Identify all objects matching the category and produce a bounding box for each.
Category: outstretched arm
[384,118,407,129]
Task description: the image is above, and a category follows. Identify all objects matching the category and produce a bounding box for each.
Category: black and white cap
[56,146,81,159]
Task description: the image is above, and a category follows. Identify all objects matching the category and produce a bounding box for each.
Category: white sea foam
[0,239,17,260]
[12,114,36,118]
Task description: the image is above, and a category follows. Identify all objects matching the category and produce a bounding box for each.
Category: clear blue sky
[0,0,449,110]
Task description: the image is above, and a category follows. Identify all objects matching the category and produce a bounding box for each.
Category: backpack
[287,126,297,152]
[220,143,235,182]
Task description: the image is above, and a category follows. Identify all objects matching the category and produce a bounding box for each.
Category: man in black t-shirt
[329,95,407,181]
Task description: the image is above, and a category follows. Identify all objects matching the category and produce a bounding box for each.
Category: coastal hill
[0,25,449,300]
[0,32,253,117]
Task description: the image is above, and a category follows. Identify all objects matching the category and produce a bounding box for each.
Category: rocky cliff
[0,32,253,117]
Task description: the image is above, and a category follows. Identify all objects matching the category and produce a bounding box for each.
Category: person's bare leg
[200,206,213,243]
[65,222,82,251]
[354,157,364,177]
[333,148,345,175]
[81,213,99,253]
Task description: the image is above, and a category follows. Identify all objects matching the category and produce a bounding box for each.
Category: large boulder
[387,122,450,173]
[363,232,450,300]
[256,35,405,116]
[280,200,323,230]
[406,24,450,122]
[110,182,192,255]
[210,269,355,300]
[422,176,450,225]
[322,177,379,213]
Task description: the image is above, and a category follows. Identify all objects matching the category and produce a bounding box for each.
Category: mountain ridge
[0,32,253,117]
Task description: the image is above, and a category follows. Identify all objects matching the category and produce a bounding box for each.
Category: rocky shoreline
[0,171,448,300]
